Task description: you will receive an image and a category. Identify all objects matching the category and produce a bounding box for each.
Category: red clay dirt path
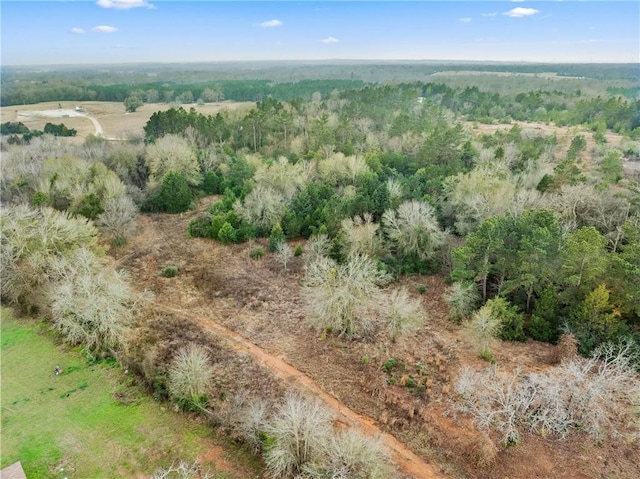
[153,303,448,479]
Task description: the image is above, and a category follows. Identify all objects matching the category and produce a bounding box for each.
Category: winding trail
[17,108,104,137]
[153,302,447,479]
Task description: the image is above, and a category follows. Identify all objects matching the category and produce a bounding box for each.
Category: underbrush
[454,339,640,445]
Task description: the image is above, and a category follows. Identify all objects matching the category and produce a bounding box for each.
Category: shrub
[73,193,104,220]
[167,344,214,410]
[303,254,390,338]
[250,245,265,260]
[217,222,237,245]
[569,284,626,355]
[294,245,303,257]
[383,287,426,342]
[31,191,50,207]
[526,284,560,343]
[161,266,178,278]
[145,172,193,214]
[263,394,332,478]
[484,297,526,342]
[463,304,501,356]
[444,281,480,323]
[268,223,286,252]
[187,213,213,238]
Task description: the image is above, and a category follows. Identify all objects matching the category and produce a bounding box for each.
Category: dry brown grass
[115,198,639,479]
[1,100,254,141]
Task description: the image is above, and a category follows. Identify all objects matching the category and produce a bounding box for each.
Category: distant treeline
[1,121,76,144]
[2,61,639,106]
[0,79,365,106]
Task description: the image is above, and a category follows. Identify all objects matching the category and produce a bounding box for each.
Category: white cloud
[482,12,498,17]
[71,28,85,34]
[321,36,339,44]
[92,25,118,33]
[96,0,154,9]
[504,7,540,17]
[459,17,472,23]
[259,19,283,28]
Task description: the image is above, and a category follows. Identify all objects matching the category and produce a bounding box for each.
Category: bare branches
[264,393,332,478]
[168,344,215,407]
[340,213,383,258]
[151,461,214,479]
[303,254,390,337]
[455,340,640,444]
[382,200,445,261]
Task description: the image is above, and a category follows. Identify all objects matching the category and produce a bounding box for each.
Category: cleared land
[115,201,640,479]
[0,309,259,479]
[1,100,254,141]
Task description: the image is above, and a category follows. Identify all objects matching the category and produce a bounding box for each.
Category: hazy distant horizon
[3,59,639,70]
[2,1,639,66]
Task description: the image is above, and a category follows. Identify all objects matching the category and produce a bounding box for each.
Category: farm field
[0,100,254,141]
[0,308,260,479]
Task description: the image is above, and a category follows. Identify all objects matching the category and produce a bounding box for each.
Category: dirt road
[17,108,104,137]
[153,302,447,479]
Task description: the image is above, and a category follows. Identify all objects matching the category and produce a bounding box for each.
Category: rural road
[17,109,104,137]
[153,302,448,479]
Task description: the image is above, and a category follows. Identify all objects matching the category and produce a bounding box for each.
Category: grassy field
[0,309,256,479]
[0,100,254,141]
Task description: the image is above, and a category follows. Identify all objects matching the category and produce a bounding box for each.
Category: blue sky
[2,1,638,65]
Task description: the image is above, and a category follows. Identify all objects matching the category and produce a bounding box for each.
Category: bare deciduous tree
[264,393,332,479]
[444,281,481,323]
[96,195,138,246]
[305,234,331,266]
[145,134,201,187]
[383,287,426,342]
[233,185,287,231]
[1,204,101,313]
[168,344,215,407]
[152,461,214,479]
[275,240,293,273]
[341,213,384,258]
[382,200,445,261]
[239,398,271,454]
[49,247,141,356]
[303,255,390,337]
[304,429,392,479]
[455,339,640,444]
[463,304,501,356]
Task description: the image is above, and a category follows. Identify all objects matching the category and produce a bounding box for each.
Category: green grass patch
[1,309,255,478]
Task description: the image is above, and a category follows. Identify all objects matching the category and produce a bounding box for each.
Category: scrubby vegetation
[2,66,639,478]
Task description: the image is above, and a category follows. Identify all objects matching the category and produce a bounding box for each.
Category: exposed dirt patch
[1,100,254,141]
[116,195,639,479]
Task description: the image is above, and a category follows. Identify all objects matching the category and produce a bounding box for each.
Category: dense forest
[2,71,639,478]
[2,61,639,106]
